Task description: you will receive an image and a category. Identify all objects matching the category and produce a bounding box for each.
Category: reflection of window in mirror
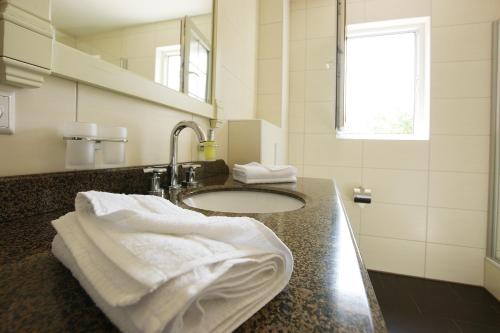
[183,17,212,103]
[337,15,430,141]
[155,45,182,91]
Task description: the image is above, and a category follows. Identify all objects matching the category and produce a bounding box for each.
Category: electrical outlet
[0,91,15,134]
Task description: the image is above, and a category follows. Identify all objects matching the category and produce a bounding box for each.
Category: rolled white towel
[233,162,297,184]
[51,191,293,333]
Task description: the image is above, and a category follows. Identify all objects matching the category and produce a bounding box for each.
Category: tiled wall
[0,0,259,177]
[289,0,499,285]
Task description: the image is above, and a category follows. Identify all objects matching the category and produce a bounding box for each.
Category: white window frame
[337,16,430,141]
[154,45,181,90]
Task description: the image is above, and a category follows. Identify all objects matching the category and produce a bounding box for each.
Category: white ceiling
[52,0,212,36]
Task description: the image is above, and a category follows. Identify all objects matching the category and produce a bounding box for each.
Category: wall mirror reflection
[52,0,213,103]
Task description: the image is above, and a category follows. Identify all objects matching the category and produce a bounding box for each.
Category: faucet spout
[169,121,207,190]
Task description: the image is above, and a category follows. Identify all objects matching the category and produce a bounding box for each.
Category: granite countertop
[0,175,386,333]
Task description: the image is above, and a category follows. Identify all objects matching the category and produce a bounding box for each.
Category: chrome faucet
[169,121,207,190]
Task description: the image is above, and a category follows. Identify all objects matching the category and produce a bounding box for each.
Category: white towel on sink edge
[51,191,293,333]
[233,162,297,179]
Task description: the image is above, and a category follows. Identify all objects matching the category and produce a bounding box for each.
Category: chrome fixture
[144,166,167,197]
[169,121,207,190]
[181,163,202,188]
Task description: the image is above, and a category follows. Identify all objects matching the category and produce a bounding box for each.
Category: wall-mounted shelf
[63,136,128,143]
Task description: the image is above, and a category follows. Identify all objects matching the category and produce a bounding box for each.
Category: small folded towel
[233,162,297,184]
[51,191,293,333]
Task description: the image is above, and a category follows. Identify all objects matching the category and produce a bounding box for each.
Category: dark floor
[368,271,500,333]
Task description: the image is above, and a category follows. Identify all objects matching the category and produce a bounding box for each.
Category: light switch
[0,91,15,134]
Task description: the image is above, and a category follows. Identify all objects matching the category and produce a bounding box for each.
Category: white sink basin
[183,189,305,213]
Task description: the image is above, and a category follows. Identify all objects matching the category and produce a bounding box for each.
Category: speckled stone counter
[0,174,386,332]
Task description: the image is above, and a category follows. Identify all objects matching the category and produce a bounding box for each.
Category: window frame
[154,44,182,91]
[336,15,431,141]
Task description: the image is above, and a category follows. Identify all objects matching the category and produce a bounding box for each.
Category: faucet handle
[143,166,167,197]
[143,166,167,174]
[181,163,201,187]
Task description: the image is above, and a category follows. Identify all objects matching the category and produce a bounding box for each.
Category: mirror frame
[51,0,218,118]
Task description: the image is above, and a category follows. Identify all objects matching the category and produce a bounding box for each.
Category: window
[155,45,181,91]
[187,38,209,101]
[337,17,430,140]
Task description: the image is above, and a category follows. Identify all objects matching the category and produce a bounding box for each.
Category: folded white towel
[233,162,297,184]
[51,191,293,333]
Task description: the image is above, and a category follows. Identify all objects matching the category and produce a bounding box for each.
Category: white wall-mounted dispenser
[99,126,127,166]
[63,122,97,169]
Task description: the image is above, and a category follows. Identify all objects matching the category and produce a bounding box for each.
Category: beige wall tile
[307,0,336,8]
[0,77,75,176]
[361,203,427,241]
[290,9,306,40]
[432,23,492,62]
[306,5,336,39]
[288,133,305,164]
[303,165,362,200]
[359,236,426,276]
[260,0,284,24]
[363,140,429,170]
[344,200,362,235]
[305,70,335,102]
[304,102,335,134]
[431,98,490,135]
[259,23,283,59]
[363,169,428,206]
[365,0,431,22]
[428,172,489,210]
[432,61,491,98]
[289,101,305,133]
[432,0,500,26]
[258,59,283,94]
[304,134,363,166]
[290,40,306,71]
[306,37,336,70]
[427,208,487,249]
[291,0,306,11]
[289,71,305,101]
[425,243,485,285]
[430,135,490,173]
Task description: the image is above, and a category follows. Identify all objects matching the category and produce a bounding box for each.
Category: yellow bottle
[203,128,218,161]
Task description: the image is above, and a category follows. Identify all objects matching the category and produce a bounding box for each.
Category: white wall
[0,0,260,177]
[289,0,499,285]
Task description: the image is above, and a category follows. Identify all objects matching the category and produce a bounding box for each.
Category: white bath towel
[233,162,297,184]
[51,191,293,333]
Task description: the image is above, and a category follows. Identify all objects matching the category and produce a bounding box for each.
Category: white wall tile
[428,172,489,210]
[304,134,363,166]
[429,135,490,173]
[432,0,500,27]
[431,98,490,135]
[432,23,492,62]
[363,140,429,170]
[427,208,487,249]
[359,236,426,276]
[344,200,362,235]
[361,203,427,241]
[363,169,428,206]
[425,244,485,285]
[432,61,491,98]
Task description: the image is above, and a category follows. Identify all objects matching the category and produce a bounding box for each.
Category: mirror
[52,0,213,103]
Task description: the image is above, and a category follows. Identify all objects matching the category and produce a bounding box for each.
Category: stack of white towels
[51,191,293,333]
[232,162,297,184]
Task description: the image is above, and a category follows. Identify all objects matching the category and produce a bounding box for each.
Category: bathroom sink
[182,188,305,214]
